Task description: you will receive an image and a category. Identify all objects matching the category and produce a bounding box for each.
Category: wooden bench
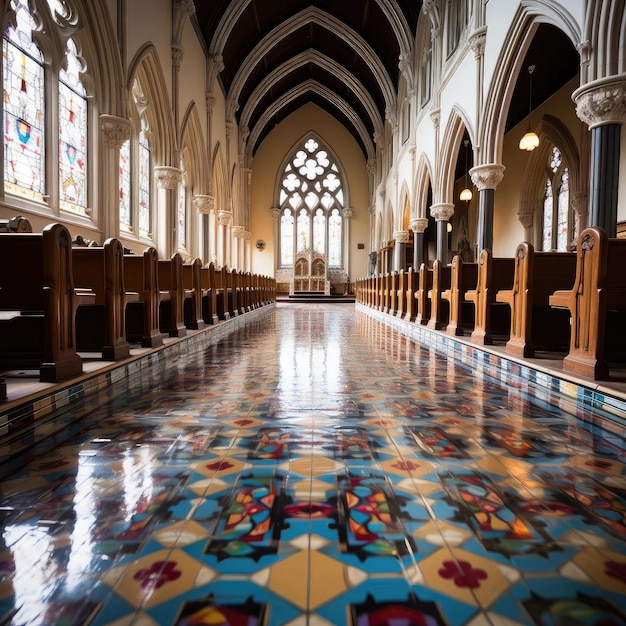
[496,242,576,357]
[213,266,229,320]
[123,248,166,348]
[158,253,191,337]
[0,222,90,382]
[395,270,407,318]
[0,216,32,233]
[403,267,417,322]
[415,263,432,325]
[427,260,451,330]
[465,250,514,345]
[442,256,478,336]
[200,263,219,325]
[388,271,399,316]
[72,238,135,361]
[549,227,626,380]
[182,257,205,330]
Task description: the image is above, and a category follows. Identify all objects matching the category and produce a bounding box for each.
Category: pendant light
[459,139,472,202]
[519,64,539,151]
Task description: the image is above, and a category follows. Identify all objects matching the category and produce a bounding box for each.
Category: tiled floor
[1,303,626,625]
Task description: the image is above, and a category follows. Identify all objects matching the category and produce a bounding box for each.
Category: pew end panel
[0,223,84,382]
[182,258,206,331]
[427,260,451,330]
[443,256,478,336]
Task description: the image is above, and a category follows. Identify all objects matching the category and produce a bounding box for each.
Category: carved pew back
[182,258,205,330]
[496,242,576,357]
[415,263,432,325]
[427,260,451,330]
[442,256,478,336]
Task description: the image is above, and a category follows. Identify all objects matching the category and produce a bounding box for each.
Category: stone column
[232,225,244,270]
[430,203,454,263]
[469,163,505,253]
[409,217,429,269]
[100,115,131,240]
[393,230,409,271]
[154,165,182,259]
[194,194,214,264]
[342,207,353,278]
[218,208,233,268]
[573,77,626,237]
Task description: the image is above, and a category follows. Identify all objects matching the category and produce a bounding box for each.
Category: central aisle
[1,304,625,626]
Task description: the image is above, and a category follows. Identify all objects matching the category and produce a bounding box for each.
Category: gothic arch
[413,153,434,220]
[480,2,581,165]
[398,182,411,231]
[212,143,228,213]
[180,102,208,195]
[438,108,474,205]
[127,44,175,167]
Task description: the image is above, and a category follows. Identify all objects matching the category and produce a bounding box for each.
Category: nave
[1,304,626,626]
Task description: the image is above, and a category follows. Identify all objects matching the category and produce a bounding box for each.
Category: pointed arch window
[278,137,346,269]
[542,146,570,252]
[58,37,88,213]
[3,1,45,200]
[119,79,153,239]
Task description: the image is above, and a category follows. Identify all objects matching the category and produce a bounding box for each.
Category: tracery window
[542,146,570,252]
[278,137,346,269]
[58,38,87,213]
[3,2,45,200]
[119,80,153,239]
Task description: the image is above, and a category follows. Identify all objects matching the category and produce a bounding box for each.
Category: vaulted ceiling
[192,0,422,161]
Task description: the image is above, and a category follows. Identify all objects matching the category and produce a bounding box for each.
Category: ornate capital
[270,207,281,220]
[176,0,195,14]
[232,225,245,238]
[100,114,131,149]
[409,217,429,233]
[154,166,182,190]
[571,191,588,218]
[242,230,251,241]
[393,230,409,243]
[171,44,184,69]
[573,77,626,128]
[194,194,215,214]
[218,209,233,226]
[469,163,506,191]
[518,212,534,229]
[342,208,353,219]
[469,27,487,60]
[386,105,398,132]
[430,107,440,129]
[367,158,377,176]
[430,202,454,222]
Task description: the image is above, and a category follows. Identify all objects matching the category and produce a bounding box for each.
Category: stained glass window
[278,136,346,269]
[280,209,294,266]
[138,129,151,236]
[542,179,553,251]
[59,38,87,212]
[556,168,569,252]
[119,139,131,228]
[543,146,570,252]
[178,172,186,248]
[3,1,45,199]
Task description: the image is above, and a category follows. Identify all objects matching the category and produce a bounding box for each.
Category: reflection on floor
[1,303,625,626]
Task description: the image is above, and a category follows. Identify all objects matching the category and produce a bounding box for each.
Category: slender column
[194,194,214,263]
[342,208,353,279]
[469,164,505,253]
[409,217,428,269]
[430,203,454,263]
[573,78,626,237]
[393,230,409,271]
[100,115,131,241]
[218,208,233,267]
[154,166,182,259]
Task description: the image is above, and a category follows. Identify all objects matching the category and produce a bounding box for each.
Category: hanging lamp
[519,64,539,151]
[459,139,472,201]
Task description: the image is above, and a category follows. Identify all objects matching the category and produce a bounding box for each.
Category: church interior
[1,1,626,624]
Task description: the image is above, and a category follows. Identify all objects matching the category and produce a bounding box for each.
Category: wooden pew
[158,253,190,337]
[549,227,626,380]
[123,248,166,348]
[182,257,205,330]
[389,272,398,316]
[214,266,229,320]
[465,250,514,345]
[415,263,432,325]
[72,238,134,361]
[427,260,451,330]
[396,270,407,318]
[495,242,576,357]
[442,256,478,336]
[0,215,32,233]
[200,263,219,325]
[403,267,417,322]
[0,222,89,382]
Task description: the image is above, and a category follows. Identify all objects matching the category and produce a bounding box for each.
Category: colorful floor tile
[1,304,625,625]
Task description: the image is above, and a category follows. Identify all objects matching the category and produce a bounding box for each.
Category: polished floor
[1,304,626,626]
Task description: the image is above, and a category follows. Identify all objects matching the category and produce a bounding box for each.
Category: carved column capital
[171,44,184,69]
[154,165,182,190]
[218,210,233,226]
[342,208,353,219]
[271,207,281,220]
[430,107,440,129]
[409,217,429,233]
[469,164,506,191]
[194,194,215,214]
[232,225,245,238]
[573,77,626,129]
[100,114,131,149]
[518,212,534,229]
[393,230,410,243]
[469,27,487,59]
[430,202,454,222]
